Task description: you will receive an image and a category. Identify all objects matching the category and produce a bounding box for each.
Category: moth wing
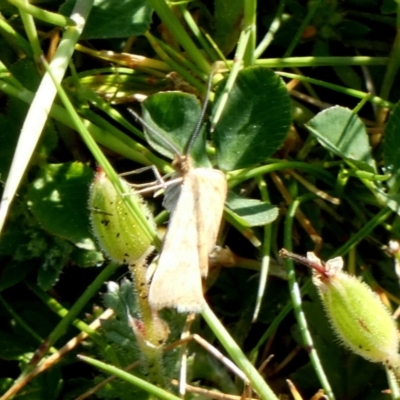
[149,179,204,313]
[191,168,227,276]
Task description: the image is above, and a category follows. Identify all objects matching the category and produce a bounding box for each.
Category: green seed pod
[89,168,155,265]
[307,252,400,369]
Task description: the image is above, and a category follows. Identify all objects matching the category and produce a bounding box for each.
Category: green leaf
[214,0,244,55]
[26,162,97,249]
[384,101,400,191]
[213,66,291,170]
[59,0,152,39]
[306,106,376,172]
[37,237,72,290]
[141,92,211,167]
[333,66,363,90]
[226,192,278,227]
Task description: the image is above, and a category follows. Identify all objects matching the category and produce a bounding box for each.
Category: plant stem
[202,303,279,400]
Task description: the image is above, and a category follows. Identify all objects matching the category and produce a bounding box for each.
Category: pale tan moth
[130,74,227,313]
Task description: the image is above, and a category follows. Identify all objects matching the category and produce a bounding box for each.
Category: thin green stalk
[255,0,285,59]
[330,207,393,258]
[276,71,393,108]
[152,34,206,80]
[283,199,336,400]
[144,31,205,92]
[228,160,335,189]
[0,14,32,57]
[210,24,252,130]
[284,0,323,57]
[202,29,230,69]
[75,44,171,74]
[243,0,257,66]
[0,60,25,90]
[379,3,400,102]
[201,303,279,400]
[254,56,388,68]
[0,0,94,236]
[145,31,206,90]
[386,368,400,400]
[224,207,262,248]
[32,262,120,359]
[145,0,209,73]
[178,3,218,62]
[8,0,74,27]
[78,355,181,400]
[18,0,42,63]
[0,79,170,173]
[43,58,167,386]
[41,57,160,249]
[252,175,272,321]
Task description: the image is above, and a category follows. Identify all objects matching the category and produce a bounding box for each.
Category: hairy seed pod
[280,249,400,370]
[89,168,155,265]
[308,252,400,368]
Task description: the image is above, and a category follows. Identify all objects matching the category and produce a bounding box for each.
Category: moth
[149,155,227,312]
[131,75,227,312]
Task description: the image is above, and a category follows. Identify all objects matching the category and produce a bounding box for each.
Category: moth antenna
[183,70,214,155]
[127,107,182,156]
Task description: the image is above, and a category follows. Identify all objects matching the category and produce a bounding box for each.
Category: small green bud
[89,168,155,265]
[280,249,400,369]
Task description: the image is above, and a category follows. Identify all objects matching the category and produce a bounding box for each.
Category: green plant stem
[32,262,120,361]
[78,355,180,399]
[127,264,166,387]
[42,58,161,249]
[178,3,218,62]
[255,0,285,59]
[254,56,388,68]
[276,71,393,108]
[201,303,279,400]
[8,0,74,27]
[145,0,209,73]
[210,24,252,130]
[228,160,335,189]
[283,198,336,400]
[0,79,170,173]
[243,0,257,66]
[0,0,93,236]
[252,175,272,322]
[144,31,206,91]
[379,3,400,103]
[223,207,262,248]
[0,14,33,57]
[43,58,167,386]
[284,0,322,57]
[75,44,171,73]
[18,0,42,64]
[330,207,393,258]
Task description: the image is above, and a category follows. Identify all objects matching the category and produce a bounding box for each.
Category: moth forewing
[192,168,227,276]
[148,175,205,312]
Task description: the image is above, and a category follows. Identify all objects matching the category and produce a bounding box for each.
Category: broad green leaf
[26,162,97,249]
[213,66,291,170]
[59,0,152,39]
[141,92,211,168]
[37,237,73,290]
[226,192,278,227]
[384,101,400,192]
[214,0,244,55]
[333,66,363,90]
[306,106,376,172]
